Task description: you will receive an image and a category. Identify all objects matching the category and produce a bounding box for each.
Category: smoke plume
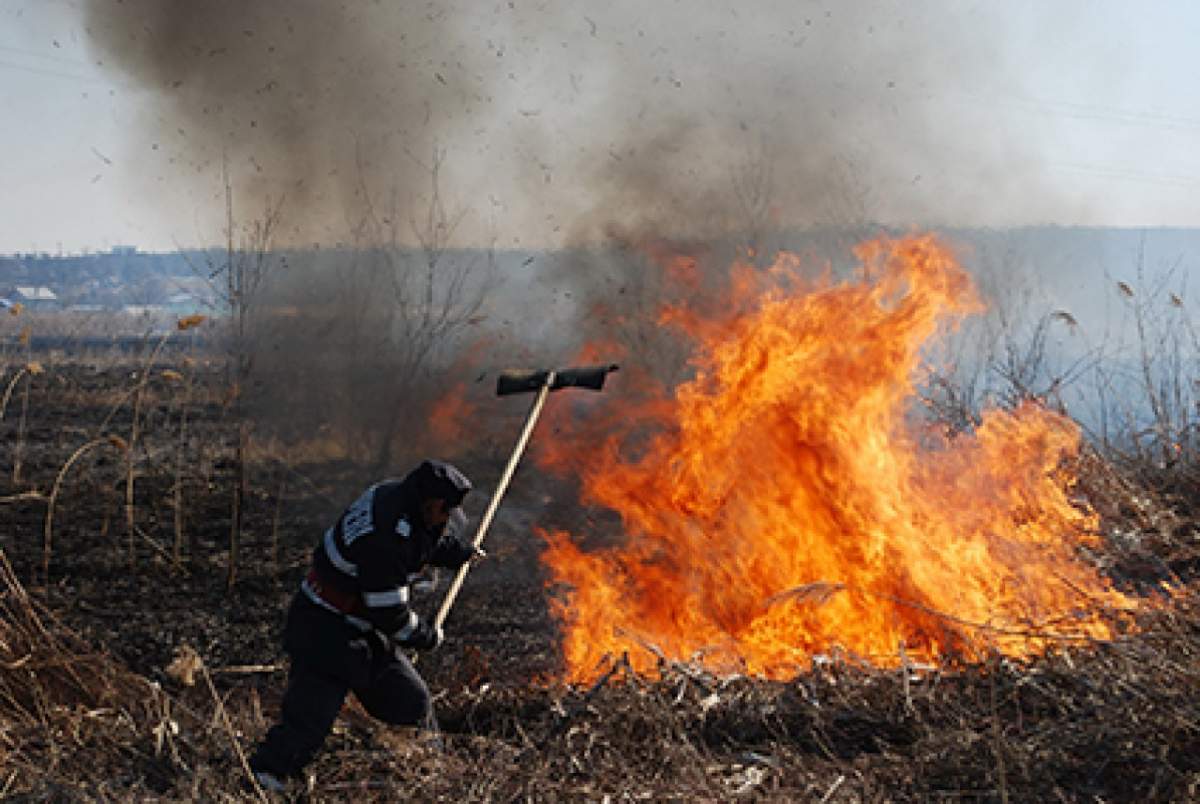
[83,1,1071,247]
[80,1,1079,480]
[83,0,493,243]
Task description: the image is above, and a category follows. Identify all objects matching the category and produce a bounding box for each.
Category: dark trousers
[250,595,434,779]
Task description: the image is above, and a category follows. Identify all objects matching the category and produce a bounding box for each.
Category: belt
[302,568,363,617]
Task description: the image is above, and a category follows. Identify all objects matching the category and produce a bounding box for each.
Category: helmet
[409,459,472,508]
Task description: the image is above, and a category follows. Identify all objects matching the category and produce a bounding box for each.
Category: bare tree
[345,146,495,475]
[730,133,775,266]
[189,162,285,588]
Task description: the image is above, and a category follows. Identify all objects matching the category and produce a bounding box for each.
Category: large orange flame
[540,234,1133,682]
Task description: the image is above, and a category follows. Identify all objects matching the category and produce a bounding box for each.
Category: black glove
[433,536,484,569]
[403,618,443,651]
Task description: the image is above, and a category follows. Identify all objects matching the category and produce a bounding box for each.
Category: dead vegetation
[2,542,1198,801]
[0,345,1198,801]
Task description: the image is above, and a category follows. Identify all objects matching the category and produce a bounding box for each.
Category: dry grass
[0,548,169,799]
[3,479,1199,801]
[278,584,1200,801]
[42,435,128,581]
[1,346,1198,801]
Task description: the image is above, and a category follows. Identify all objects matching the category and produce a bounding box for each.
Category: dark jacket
[300,465,473,647]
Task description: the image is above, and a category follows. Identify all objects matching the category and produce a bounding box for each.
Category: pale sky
[2,1,1200,253]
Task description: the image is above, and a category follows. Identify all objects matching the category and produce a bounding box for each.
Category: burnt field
[1,349,1199,803]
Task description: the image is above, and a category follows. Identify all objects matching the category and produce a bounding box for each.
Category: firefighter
[249,459,480,792]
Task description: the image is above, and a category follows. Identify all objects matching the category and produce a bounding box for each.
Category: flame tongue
[541,234,1132,682]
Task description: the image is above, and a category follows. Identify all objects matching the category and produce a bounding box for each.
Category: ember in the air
[541,234,1133,682]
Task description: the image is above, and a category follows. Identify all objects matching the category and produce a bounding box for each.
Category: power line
[1051,162,1200,189]
[910,87,1200,135]
[997,92,1200,134]
[0,57,127,88]
[0,42,95,70]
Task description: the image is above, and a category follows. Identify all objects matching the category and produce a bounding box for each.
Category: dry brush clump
[0,547,167,798]
[289,584,1200,802]
[296,443,1200,800]
[3,331,1200,800]
[1074,446,1200,592]
[0,548,279,801]
[427,595,1198,801]
[4,452,1200,801]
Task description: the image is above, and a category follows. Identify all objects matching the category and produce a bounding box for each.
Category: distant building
[164,292,208,317]
[8,286,59,309]
[121,304,169,318]
[110,245,138,256]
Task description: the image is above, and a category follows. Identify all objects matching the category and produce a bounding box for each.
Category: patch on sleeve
[342,485,377,546]
[395,517,411,539]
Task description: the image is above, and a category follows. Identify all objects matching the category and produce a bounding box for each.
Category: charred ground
[0,347,1198,802]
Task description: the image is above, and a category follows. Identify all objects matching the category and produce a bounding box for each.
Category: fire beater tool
[432,363,619,633]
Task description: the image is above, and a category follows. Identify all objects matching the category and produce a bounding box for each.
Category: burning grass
[1,234,1199,799]
[1,433,1198,801]
[435,598,1200,801]
[540,235,1139,682]
[5,551,1198,800]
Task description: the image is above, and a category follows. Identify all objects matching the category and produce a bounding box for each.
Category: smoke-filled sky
[1,0,1199,252]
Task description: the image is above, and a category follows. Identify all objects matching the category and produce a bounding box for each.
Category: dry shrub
[259,571,1196,802]
[412,594,1200,802]
[0,549,168,798]
[0,549,269,801]
[1075,447,1200,591]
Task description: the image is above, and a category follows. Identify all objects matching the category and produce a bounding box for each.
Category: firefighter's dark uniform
[250,460,474,781]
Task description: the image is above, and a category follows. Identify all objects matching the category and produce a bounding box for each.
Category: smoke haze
[83,1,1079,247]
[80,1,1101,481]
